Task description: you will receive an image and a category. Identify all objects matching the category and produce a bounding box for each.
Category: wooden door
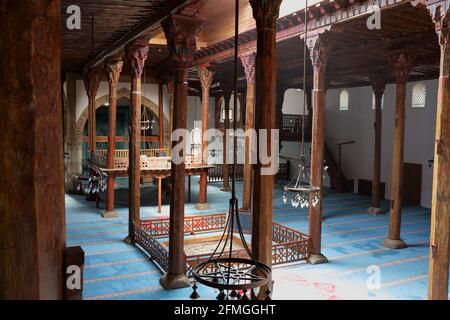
[402,163,422,206]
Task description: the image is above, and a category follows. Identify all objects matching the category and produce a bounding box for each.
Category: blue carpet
[65,177,448,300]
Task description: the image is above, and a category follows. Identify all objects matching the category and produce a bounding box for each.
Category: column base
[367,207,386,216]
[307,254,328,265]
[382,238,408,250]
[123,236,134,245]
[102,210,118,218]
[220,187,230,192]
[160,273,191,290]
[195,203,211,210]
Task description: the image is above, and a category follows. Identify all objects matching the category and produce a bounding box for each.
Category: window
[220,107,234,122]
[339,89,350,111]
[411,82,426,108]
[219,94,240,122]
[372,93,384,109]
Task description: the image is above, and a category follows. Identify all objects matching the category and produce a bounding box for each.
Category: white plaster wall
[186,96,218,163]
[279,0,323,18]
[323,80,437,208]
[280,80,437,208]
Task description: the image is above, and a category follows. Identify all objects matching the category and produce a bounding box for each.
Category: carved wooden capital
[105,59,123,86]
[126,38,149,79]
[83,70,100,101]
[249,0,283,30]
[240,52,256,85]
[220,81,233,100]
[391,52,415,84]
[197,66,215,92]
[436,9,450,53]
[162,14,204,69]
[307,37,330,71]
[370,75,387,97]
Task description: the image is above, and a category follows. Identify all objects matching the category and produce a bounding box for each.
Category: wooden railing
[138,213,310,275]
[281,114,311,141]
[96,148,171,159]
[141,213,227,237]
[134,223,169,272]
[94,148,206,170]
[207,163,289,182]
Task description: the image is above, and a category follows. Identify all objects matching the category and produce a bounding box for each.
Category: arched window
[219,94,240,122]
[372,92,384,109]
[411,82,426,108]
[339,89,350,111]
[191,127,202,145]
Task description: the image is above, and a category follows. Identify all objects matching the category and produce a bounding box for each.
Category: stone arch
[75,87,170,149]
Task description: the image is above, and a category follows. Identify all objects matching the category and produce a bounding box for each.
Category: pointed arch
[74,87,170,148]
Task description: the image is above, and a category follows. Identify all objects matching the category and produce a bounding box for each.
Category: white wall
[323,80,437,208]
[280,80,437,208]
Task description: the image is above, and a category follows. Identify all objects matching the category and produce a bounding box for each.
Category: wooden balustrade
[137,213,311,275]
[96,148,171,160]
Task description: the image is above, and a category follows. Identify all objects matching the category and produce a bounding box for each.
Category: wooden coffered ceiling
[61,0,190,73]
[190,0,441,91]
[61,0,442,89]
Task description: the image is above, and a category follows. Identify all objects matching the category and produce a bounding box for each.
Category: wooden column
[221,88,232,192]
[159,82,164,148]
[0,0,66,299]
[124,39,149,244]
[249,0,282,281]
[307,38,330,265]
[241,53,256,210]
[160,14,203,290]
[196,65,214,210]
[428,18,450,300]
[368,76,386,215]
[167,80,175,149]
[83,70,100,154]
[104,59,123,219]
[383,53,413,250]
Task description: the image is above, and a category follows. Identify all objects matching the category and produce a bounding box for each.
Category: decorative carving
[307,37,330,71]
[249,0,283,29]
[126,38,149,79]
[83,70,100,101]
[240,53,256,85]
[436,7,450,52]
[370,75,387,97]
[105,59,123,86]
[197,65,215,92]
[162,15,204,69]
[391,52,415,84]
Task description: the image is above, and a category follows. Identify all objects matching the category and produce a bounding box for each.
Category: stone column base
[195,203,211,210]
[160,273,191,290]
[382,238,407,250]
[123,236,134,245]
[102,210,118,218]
[220,187,230,192]
[367,207,386,215]
[307,253,328,265]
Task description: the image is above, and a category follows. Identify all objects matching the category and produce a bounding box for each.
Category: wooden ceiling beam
[83,0,191,72]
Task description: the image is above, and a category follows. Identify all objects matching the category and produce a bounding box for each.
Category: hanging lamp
[282,0,327,209]
[190,0,272,301]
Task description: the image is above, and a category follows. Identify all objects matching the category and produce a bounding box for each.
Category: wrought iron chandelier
[282,0,325,209]
[77,160,107,194]
[190,0,272,301]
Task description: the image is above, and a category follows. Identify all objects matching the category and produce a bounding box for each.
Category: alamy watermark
[171,128,280,176]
